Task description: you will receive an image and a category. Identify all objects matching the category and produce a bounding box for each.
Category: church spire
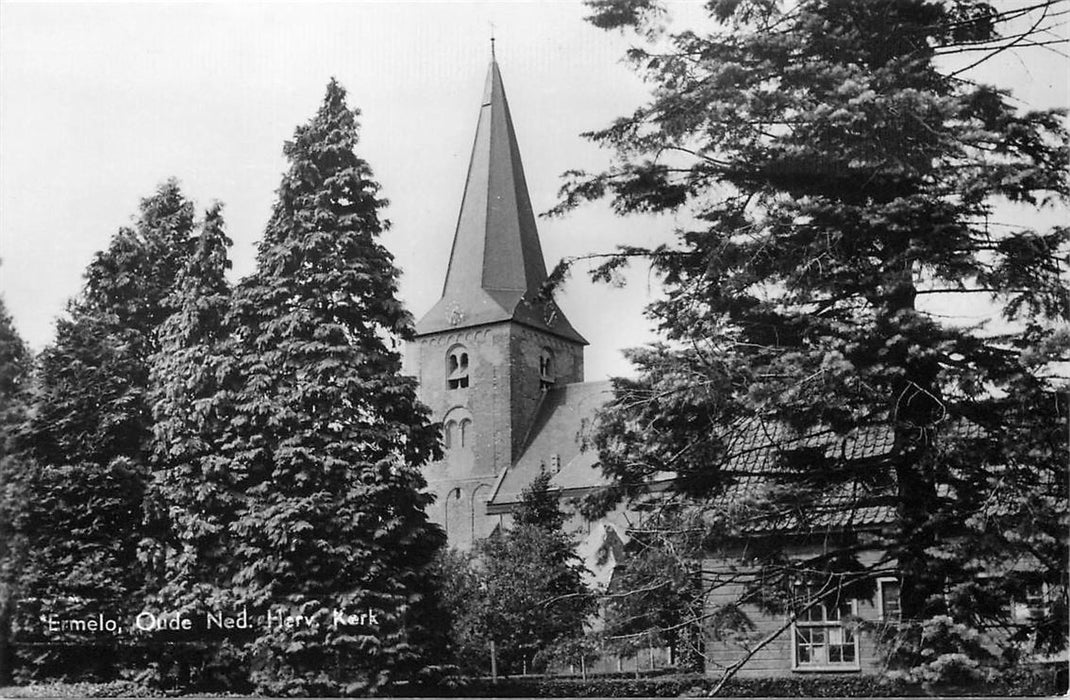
[416,55,585,345]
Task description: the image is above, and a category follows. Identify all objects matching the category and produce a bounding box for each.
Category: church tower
[411,54,587,547]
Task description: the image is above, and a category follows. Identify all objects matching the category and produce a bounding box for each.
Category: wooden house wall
[702,546,891,678]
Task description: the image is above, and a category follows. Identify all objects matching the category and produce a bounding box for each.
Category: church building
[407,54,621,556]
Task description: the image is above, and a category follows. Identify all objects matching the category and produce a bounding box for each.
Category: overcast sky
[1,1,1067,381]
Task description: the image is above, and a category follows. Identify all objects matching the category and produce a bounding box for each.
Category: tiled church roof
[487,381,613,512]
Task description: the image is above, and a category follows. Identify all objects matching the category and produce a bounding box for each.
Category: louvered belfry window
[447,347,469,389]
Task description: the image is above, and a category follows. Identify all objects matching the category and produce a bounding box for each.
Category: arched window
[459,418,472,447]
[539,347,555,389]
[442,409,473,452]
[447,346,469,390]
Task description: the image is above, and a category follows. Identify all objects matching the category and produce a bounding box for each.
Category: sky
[1,1,1067,381]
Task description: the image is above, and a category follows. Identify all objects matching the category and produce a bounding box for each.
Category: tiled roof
[487,379,992,536]
[708,419,897,534]
[487,381,612,510]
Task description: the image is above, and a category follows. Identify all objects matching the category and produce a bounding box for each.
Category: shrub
[405,665,1067,697]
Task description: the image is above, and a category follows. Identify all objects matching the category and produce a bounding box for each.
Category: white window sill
[792,665,861,673]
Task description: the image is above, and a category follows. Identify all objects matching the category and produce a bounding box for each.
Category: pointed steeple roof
[416,57,586,345]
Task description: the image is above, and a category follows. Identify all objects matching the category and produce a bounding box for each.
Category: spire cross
[489,21,496,58]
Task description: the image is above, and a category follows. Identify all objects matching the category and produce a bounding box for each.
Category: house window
[459,418,472,448]
[792,589,859,671]
[447,347,469,389]
[443,421,456,449]
[1012,582,1050,624]
[877,578,901,622]
[539,348,555,389]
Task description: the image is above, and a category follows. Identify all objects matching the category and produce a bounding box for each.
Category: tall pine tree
[13,181,196,680]
[0,294,32,684]
[218,79,443,695]
[143,204,239,688]
[557,0,1069,681]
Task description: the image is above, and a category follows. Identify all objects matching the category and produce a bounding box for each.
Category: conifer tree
[219,79,443,695]
[143,204,238,687]
[557,0,1069,681]
[444,473,594,675]
[13,181,196,679]
[480,473,594,674]
[25,179,195,468]
[0,294,31,684]
[146,204,233,594]
[0,297,29,448]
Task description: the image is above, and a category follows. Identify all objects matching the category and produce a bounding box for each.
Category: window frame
[790,591,861,673]
[1012,581,1051,624]
[446,346,470,390]
[876,577,901,623]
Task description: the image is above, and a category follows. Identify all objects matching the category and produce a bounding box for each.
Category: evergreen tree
[12,181,196,679]
[431,547,487,674]
[446,473,594,675]
[557,0,1069,680]
[25,179,195,467]
[0,294,31,684]
[217,79,443,695]
[143,204,238,688]
[0,296,30,449]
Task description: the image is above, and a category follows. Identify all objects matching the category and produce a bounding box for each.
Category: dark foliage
[141,203,239,689]
[0,296,31,684]
[557,0,1069,683]
[439,473,595,676]
[8,181,197,681]
[408,664,1065,697]
[182,79,446,695]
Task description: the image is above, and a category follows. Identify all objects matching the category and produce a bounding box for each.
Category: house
[694,420,902,677]
[692,418,1059,678]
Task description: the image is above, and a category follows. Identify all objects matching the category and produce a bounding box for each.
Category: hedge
[408,666,1067,697]
[2,665,1064,697]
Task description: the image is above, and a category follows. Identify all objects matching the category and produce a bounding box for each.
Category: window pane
[795,622,856,668]
[881,581,901,619]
